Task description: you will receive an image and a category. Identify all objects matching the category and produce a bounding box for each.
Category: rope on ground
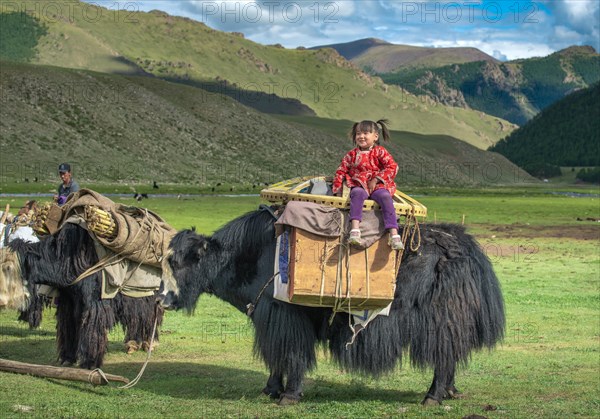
[86,303,160,389]
[117,303,160,389]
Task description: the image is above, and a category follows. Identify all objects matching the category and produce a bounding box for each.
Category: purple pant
[349,187,398,230]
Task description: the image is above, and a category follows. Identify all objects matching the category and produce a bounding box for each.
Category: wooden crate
[287,228,396,310]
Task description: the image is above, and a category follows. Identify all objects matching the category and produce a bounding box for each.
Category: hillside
[0,0,515,149]
[378,46,600,125]
[0,61,534,189]
[311,38,497,73]
[489,83,600,174]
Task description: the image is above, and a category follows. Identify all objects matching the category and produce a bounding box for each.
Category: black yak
[1,223,163,369]
[163,207,505,405]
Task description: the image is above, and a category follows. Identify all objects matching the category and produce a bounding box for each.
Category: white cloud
[85,0,599,59]
[541,0,600,49]
[493,50,508,61]
[423,37,555,61]
[554,24,583,39]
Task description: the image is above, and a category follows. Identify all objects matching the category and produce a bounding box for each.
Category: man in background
[55,163,80,206]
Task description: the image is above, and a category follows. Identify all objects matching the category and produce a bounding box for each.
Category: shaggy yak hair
[17,288,52,329]
[164,207,505,406]
[3,223,163,369]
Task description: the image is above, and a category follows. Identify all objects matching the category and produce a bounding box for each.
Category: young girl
[332,119,403,250]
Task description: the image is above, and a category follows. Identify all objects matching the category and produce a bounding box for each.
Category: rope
[328,240,347,326]
[86,303,160,389]
[345,246,352,314]
[407,211,422,252]
[118,303,160,389]
[89,368,109,385]
[69,252,126,286]
[318,237,330,306]
[394,205,422,279]
[327,211,347,324]
[246,272,278,317]
[356,247,370,308]
[69,208,161,287]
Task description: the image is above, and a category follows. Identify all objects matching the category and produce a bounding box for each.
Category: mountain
[489,82,600,175]
[0,1,514,149]
[310,38,392,61]
[378,46,600,125]
[311,38,498,73]
[0,61,534,189]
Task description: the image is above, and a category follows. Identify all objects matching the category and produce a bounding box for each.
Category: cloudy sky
[90,0,599,60]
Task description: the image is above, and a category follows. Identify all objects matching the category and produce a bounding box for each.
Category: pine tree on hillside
[489,83,600,175]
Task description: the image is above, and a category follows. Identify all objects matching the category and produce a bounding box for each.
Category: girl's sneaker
[348,229,362,246]
[389,234,404,250]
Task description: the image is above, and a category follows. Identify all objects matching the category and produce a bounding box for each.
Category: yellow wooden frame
[260,176,427,218]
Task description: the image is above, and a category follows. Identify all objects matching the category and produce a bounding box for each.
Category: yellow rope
[356,247,369,309]
[394,205,422,279]
[319,237,328,306]
[88,368,108,386]
[87,303,160,389]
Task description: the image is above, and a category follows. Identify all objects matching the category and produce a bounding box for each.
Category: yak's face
[161,229,211,311]
[0,248,29,310]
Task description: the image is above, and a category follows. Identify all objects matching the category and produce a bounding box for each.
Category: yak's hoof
[446,387,465,399]
[262,387,281,399]
[422,396,441,407]
[278,394,300,406]
[142,340,160,352]
[125,340,140,354]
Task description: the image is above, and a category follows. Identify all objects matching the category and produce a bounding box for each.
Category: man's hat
[58,163,71,173]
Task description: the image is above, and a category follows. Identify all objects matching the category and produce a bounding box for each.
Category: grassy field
[0,191,598,418]
[1,0,513,147]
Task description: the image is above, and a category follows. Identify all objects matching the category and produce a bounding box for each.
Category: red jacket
[332,145,398,195]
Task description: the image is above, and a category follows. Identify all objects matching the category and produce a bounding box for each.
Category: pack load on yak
[0,189,177,367]
[29,189,178,297]
[260,176,428,318]
[0,202,49,329]
[0,202,39,248]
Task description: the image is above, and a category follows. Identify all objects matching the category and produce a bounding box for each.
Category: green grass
[0,192,599,418]
[0,60,532,189]
[0,12,48,62]
[418,194,600,225]
[1,0,514,147]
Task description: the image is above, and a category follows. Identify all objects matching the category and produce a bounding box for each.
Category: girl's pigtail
[376,119,391,142]
[348,122,359,143]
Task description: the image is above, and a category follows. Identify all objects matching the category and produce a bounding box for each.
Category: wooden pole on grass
[0,358,129,386]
